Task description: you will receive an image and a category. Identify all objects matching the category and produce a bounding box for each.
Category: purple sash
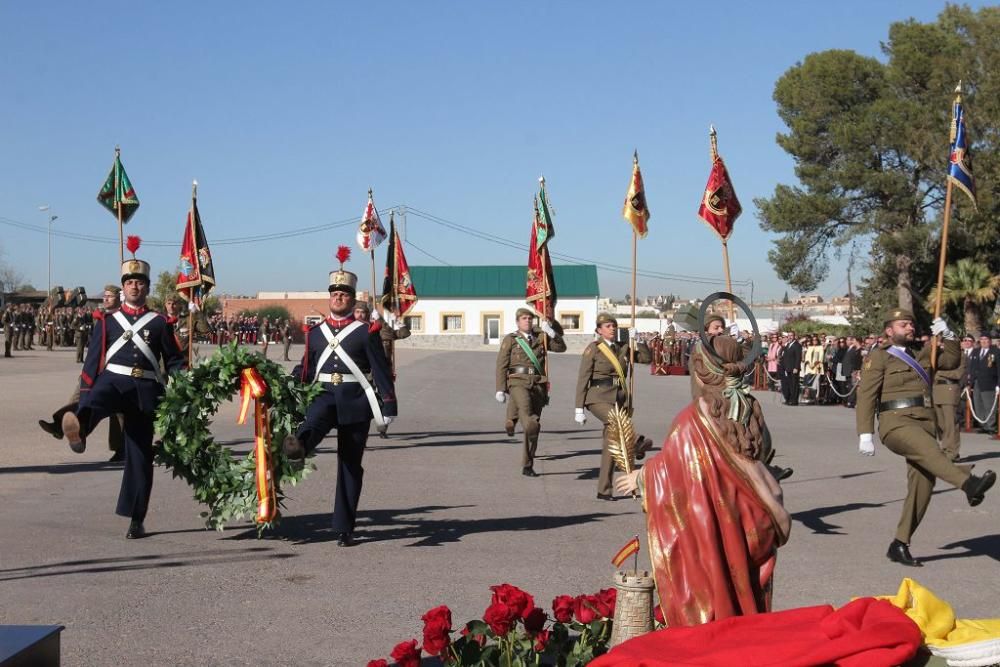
[886,346,931,386]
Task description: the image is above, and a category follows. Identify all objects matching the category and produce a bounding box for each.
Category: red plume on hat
[336,245,351,269]
[126,235,142,258]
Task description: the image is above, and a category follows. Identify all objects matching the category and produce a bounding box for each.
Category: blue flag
[948,91,977,208]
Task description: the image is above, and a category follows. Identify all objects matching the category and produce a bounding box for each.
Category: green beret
[596,312,618,327]
[104,284,121,294]
[516,307,535,319]
[883,308,915,328]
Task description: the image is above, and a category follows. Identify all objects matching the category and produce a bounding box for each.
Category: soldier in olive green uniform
[856,308,995,566]
[2,305,15,357]
[933,348,966,462]
[574,313,652,500]
[495,308,566,476]
[282,319,294,361]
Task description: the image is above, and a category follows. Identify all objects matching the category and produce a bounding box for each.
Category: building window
[559,311,583,331]
[404,314,423,332]
[441,313,464,332]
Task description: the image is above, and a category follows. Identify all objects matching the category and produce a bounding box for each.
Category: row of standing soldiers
[2,303,93,361]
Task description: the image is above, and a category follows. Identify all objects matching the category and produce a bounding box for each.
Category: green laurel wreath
[154,343,322,532]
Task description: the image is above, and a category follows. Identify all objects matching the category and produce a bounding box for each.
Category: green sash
[514,336,544,375]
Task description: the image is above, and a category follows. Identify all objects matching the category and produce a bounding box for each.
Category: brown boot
[61,412,86,454]
[282,435,306,470]
[504,420,516,437]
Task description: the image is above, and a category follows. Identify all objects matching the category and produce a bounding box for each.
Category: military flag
[176,181,216,306]
[381,212,418,318]
[357,189,388,252]
[97,148,140,223]
[536,176,555,250]
[526,196,557,319]
[949,88,977,208]
[698,127,743,241]
[622,151,650,238]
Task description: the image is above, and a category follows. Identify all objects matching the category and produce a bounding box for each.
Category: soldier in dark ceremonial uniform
[495,307,566,477]
[59,254,185,538]
[282,254,397,547]
[856,309,995,566]
[574,313,652,500]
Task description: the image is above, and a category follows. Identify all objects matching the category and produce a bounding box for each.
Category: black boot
[38,419,62,439]
[126,520,146,539]
[963,470,996,507]
[886,540,922,567]
[522,466,539,477]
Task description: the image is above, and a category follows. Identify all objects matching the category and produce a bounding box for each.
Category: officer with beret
[575,313,652,500]
[60,247,186,538]
[495,307,566,476]
[283,249,397,546]
[856,308,995,566]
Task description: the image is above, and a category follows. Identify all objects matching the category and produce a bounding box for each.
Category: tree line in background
[757,4,1000,336]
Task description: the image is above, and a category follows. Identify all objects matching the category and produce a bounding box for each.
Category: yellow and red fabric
[237,367,277,524]
[611,536,640,568]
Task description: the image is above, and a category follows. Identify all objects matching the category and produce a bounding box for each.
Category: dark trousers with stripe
[297,391,372,533]
[76,375,159,522]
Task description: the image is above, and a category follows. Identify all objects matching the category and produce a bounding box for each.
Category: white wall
[405,297,598,340]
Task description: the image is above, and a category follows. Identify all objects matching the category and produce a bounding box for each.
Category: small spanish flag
[612,535,641,568]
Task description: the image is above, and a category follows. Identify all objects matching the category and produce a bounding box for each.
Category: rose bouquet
[368,583,623,666]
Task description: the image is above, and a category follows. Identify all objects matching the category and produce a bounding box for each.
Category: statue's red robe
[642,399,791,627]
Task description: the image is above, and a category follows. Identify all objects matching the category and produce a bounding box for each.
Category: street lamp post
[39,206,58,299]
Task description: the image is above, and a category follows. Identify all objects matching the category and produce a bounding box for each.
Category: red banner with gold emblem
[698,155,742,242]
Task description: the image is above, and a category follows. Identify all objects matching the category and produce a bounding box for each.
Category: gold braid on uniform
[691,336,766,460]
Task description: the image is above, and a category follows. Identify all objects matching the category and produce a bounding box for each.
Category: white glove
[931,317,954,340]
[574,408,587,425]
[495,391,507,403]
[540,320,556,338]
[995,386,999,395]
[371,309,381,322]
[392,318,405,331]
[382,416,394,426]
[859,433,875,456]
[729,323,740,337]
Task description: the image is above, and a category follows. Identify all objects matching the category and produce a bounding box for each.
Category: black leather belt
[510,366,539,375]
[935,378,959,385]
[879,396,929,412]
[589,378,621,388]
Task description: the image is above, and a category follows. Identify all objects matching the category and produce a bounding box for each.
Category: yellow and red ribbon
[237,367,277,524]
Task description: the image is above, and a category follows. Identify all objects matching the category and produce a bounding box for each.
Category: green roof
[408,265,599,298]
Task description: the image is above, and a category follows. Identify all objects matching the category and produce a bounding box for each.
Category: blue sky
[0,1,978,303]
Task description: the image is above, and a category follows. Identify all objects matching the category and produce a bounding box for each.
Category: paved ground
[1,344,998,666]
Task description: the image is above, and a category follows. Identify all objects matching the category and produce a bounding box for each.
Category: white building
[398,265,600,349]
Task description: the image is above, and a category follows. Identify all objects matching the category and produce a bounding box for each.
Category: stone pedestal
[609,570,655,647]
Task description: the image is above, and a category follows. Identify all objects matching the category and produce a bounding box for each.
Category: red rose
[366,661,388,667]
[390,639,421,667]
[574,595,598,624]
[523,606,547,635]
[533,628,551,652]
[654,603,665,626]
[420,605,452,656]
[490,583,535,619]
[552,595,574,623]
[596,588,617,617]
[483,601,516,636]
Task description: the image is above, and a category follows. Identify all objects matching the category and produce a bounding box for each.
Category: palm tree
[929,258,1000,335]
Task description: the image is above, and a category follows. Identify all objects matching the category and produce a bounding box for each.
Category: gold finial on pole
[192,179,198,199]
[709,124,719,161]
[633,149,639,164]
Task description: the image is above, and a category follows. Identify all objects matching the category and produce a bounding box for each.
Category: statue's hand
[614,470,641,496]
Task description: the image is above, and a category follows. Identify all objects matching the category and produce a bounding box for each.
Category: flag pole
[115,147,124,266]
[370,249,376,309]
[538,185,550,384]
[930,178,954,371]
[632,533,639,575]
[931,82,964,371]
[629,227,637,409]
[709,126,737,322]
[188,180,197,368]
